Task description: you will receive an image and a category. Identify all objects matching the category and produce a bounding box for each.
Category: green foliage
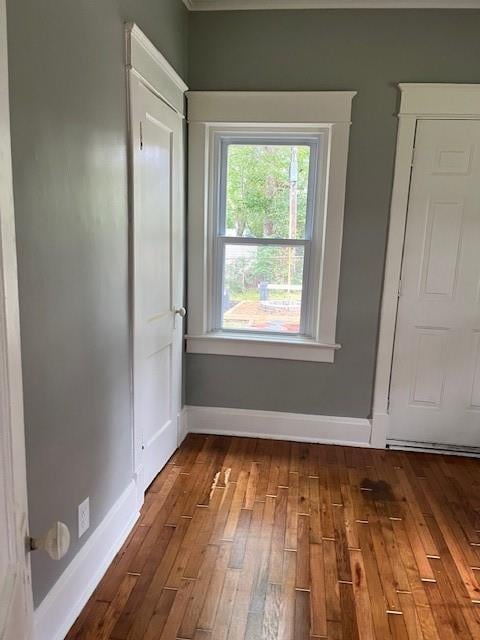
[224,255,253,294]
[224,144,309,297]
[252,246,303,285]
[224,246,304,296]
[225,144,310,238]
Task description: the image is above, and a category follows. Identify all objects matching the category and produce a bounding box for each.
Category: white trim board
[0,0,34,636]
[34,480,139,640]
[398,83,480,117]
[186,333,340,362]
[387,440,480,458]
[126,23,187,117]
[185,405,374,447]
[178,407,189,444]
[183,0,480,10]
[187,91,356,124]
[372,83,480,449]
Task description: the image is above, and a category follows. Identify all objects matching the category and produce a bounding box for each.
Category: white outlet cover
[78,496,90,538]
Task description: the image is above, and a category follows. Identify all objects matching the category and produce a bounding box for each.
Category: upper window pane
[224,143,311,239]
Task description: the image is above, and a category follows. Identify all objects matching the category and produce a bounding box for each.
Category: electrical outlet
[78,497,90,538]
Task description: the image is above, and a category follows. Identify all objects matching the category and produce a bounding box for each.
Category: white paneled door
[389,119,480,448]
[1,0,33,636]
[131,77,185,492]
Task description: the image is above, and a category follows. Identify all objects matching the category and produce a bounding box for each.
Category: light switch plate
[78,497,90,538]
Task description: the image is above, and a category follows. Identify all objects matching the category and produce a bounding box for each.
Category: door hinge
[139,121,143,150]
[397,278,403,298]
[411,146,416,167]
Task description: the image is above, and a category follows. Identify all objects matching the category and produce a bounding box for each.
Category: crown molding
[183,0,480,10]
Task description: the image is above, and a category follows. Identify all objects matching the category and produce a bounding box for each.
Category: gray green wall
[8,0,480,610]
[186,9,480,418]
[7,0,188,606]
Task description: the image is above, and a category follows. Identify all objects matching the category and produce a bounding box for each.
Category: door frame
[371,83,480,450]
[0,0,34,636]
[125,24,188,506]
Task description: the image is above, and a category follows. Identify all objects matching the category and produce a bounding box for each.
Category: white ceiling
[183,0,480,10]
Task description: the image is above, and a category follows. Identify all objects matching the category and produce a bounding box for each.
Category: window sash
[218,136,319,240]
[216,236,306,247]
[213,237,311,336]
[212,135,320,337]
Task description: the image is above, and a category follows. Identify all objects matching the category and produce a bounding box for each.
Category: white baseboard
[178,407,188,444]
[370,412,388,449]
[185,405,373,447]
[34,479,139,640]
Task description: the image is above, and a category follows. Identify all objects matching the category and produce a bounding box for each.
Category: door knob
[174,306,186,318]
[28,521,70,560]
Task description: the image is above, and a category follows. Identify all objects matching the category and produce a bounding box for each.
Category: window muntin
[212,136,320,336]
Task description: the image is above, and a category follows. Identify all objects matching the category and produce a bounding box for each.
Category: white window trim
[186,91,356,362]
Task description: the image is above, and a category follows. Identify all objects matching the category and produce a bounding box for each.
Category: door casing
[372,83,480,453]
[0,0,34,637]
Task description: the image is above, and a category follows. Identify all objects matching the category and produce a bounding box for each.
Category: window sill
[186,332,340,363]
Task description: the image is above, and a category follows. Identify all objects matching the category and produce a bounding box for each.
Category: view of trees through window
[221,143,311,333]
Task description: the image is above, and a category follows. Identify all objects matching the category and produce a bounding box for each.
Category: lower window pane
[222,244,305,333]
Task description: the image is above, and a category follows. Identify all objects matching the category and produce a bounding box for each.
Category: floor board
[65,434,480,639]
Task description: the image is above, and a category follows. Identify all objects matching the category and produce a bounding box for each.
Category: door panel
[469,332,480,410]
[142,346,172,446]
[131,78,184,492]
[409,328,448,407]
[420,201,463,297]
[389,119,480,448]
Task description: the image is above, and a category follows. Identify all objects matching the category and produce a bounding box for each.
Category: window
[216,138,318,336]
[187,91,356,362]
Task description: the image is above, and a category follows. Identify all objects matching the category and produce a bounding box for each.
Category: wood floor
[65,434,480,639]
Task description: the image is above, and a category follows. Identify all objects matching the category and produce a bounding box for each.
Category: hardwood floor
[65,434,480,639]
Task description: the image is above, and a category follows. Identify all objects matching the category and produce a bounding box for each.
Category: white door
[389,119,480,449]
[130,76,185,492]
[0,0,33,636]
